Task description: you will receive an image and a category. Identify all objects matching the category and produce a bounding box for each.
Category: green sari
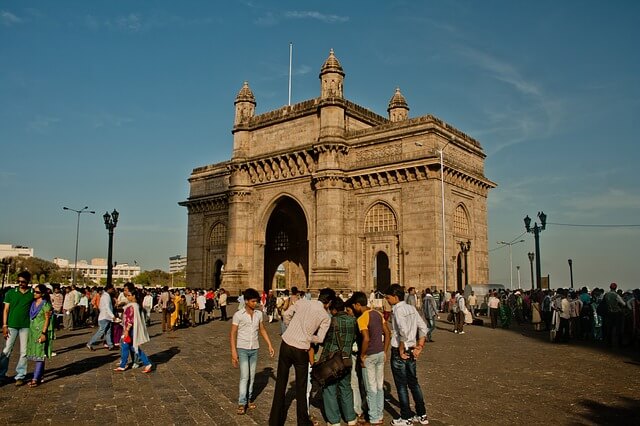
[26,301,54,361]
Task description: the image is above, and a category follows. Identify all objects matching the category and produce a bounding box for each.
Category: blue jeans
[362,352,385,423]
[426,317,436,341]
[322,368,356,425]
[119,340,151,368]
[88,319,113,348]
[0,327,29,379]
[238,348,258,405]
[390,348,426,420]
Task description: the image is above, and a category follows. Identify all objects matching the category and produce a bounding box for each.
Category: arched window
[210,223,227,247]
[364,203,398,233]
[454,205,469,235]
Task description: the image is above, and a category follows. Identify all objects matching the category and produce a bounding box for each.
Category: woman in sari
[499,293,511,328]
[170,290,182,330]
[26,284,54,387]
[114,283,152,373]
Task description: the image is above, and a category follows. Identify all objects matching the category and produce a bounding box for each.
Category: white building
[53,257,141,283]
[0,244,34,259]
[169,255,187,273]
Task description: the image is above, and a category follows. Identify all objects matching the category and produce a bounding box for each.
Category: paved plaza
[1,305,638,425]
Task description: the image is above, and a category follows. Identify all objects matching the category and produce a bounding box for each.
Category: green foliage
[2,256,60,284]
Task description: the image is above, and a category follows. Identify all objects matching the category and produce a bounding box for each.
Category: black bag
[472,318,484,326]
[596,299,608,317]
[166,300,176,314]
[311,318,352,386]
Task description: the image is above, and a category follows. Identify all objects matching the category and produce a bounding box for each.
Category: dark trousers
[490,308,499,328]
[390,348,426,420]
[455,311,464,332]
[220,306,228,321]
[557,318,570,342]
[604,311,624,346]
[162,309,171,332]
[269,341,313,426]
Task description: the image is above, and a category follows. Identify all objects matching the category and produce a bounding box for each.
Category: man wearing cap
[0,271,34,386]
[603,283,626,346]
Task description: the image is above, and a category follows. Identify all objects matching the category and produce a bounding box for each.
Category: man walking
[384,284,429,425]
[422,289,438,342]
[231,288,275,415]
[0,271,34,386]
[159,286,170,332]
[86,283,116,350]
[269,287,335,426]
[351,291,390,425]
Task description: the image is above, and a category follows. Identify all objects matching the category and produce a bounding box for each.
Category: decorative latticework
[210,223,227,247]
[273,230,289,252]
[365,203,398,233]
[454,205,469,235]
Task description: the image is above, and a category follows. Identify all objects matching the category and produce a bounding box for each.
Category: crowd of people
[3,275,639,425]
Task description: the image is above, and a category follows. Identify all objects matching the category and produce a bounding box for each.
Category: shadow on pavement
[53,331,91,340]
[149,346,180,365]
[253,367,276,401]
[383,380,401,419]
[577,396,640,425]
[54,342,94,355]
[45,352,120,383]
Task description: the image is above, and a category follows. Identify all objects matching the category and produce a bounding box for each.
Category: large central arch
[263,196,309,293]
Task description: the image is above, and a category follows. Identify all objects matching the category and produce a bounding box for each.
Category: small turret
[234,81,256,126]
[387,87,409,122]
[319,49,344,99]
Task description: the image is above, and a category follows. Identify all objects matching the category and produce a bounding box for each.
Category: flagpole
[288,42,293,106]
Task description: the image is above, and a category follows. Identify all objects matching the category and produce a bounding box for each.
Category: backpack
[166,300,176,314]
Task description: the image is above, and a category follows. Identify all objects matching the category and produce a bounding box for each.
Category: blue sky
[1,1,639,290]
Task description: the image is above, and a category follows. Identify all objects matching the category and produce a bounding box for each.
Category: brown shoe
[15,379,24,386]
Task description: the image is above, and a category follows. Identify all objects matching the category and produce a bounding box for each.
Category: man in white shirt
[384,284,429,426]
[230,288,274,415]
[62,287,77,330]
[86,283,116,350]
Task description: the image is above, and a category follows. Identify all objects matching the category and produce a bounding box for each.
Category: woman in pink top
[114,283,152,373]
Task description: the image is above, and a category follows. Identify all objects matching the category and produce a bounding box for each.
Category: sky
[1,1,639,290]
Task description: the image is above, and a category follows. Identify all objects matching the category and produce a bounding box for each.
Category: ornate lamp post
[459,240,471,288]
[103,209,119,287]
[524,212,547,290]
[568,259,574,289]
[1,257,9,290]
[63,206,95,287]
[528,252,535,291]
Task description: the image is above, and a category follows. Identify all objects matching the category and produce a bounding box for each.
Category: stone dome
[387,87,409,112]
[320,48,345,77]
[235,81,256,105]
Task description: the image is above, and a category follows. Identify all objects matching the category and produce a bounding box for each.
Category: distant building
[0,244,34,259]
[53,257,141,284]
[169,255,187,273]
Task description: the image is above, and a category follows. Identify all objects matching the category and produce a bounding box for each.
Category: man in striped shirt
[269,288,335,426]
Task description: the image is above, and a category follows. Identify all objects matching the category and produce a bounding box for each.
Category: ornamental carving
[355,143,402,166]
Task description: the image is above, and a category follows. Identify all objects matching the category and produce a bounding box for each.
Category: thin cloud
[1,10,22,26]
[89,112,134,129]
[84,13,215,33]
[27,115,60,133]
[284,11,349,24]
[563,189,640,212]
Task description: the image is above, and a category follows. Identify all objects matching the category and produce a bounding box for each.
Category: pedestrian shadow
[44,352,120,383]
[383,380,401,419]
[149,346,180,365]
[252,367,276,401]
[577,396,640,425]
[53,331,91,340]
[54,342,93,355]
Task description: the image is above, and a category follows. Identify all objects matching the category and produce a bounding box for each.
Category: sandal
[142,365,153,374]
[236,405,246,415]
[28,380,39,388]
[113,367,128,372]
[247,402,257,410]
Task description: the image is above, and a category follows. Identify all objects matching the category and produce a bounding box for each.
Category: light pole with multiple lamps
[497,239,525,290]
[524,211,547,290]
[459,240,471,290]
[528,252,535,291]
[63,206,95,287]
[568,259,574,289]
[103,209,119,287]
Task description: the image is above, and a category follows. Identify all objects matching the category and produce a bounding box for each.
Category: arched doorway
[213,260,224,290]
[456,252,463,292]
[264,197,308,293]
[374,251,391,293]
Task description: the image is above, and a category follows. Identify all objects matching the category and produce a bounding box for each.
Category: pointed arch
[454,204,470,236]
[364,202,398,234]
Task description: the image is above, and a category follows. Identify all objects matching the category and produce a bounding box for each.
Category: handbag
[311,318,352,386]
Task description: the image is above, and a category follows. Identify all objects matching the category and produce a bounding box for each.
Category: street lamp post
[524,212,547,290]
[1,257,9,290]
[459,240,471,289]
[497,239,525,290]
[103,209,119,287]
[568,259,574,289]
[63,206,95,287]
[516,265,521,289]
[528,252,535,291]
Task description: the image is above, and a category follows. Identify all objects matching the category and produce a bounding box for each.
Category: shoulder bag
[311,317,353,387]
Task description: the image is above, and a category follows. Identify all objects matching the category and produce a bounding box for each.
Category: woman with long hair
[26,284,54,387]
[114,283,152,373]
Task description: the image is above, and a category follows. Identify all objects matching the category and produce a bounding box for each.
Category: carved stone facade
[180,50,496,295]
